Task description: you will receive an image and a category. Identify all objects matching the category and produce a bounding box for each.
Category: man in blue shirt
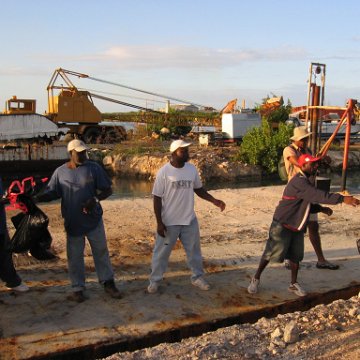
[37,139,121,302]
[0,178,29,292]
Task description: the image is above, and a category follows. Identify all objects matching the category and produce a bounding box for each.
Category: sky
[1,0,359,114]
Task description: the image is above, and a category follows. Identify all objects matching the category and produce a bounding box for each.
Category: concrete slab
[1,256,359,360]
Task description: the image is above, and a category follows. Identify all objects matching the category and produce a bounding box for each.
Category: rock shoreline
[102,147,262,183]
[100,149,360,183]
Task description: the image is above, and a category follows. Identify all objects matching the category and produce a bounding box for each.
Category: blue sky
[1,0,359,113]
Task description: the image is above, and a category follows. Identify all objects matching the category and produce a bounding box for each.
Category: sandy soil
[4,185,360,359]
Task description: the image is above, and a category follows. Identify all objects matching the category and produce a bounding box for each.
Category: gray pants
[149,217,204,284]
[66,219,114,291]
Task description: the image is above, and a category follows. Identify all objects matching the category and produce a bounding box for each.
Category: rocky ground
[106,294,360,360]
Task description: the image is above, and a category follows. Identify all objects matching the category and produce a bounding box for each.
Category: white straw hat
[290,126,311,141]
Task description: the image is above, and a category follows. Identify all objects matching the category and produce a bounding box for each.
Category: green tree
[238,120,293,174]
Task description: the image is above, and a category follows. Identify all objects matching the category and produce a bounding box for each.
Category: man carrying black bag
[34,139,121,303]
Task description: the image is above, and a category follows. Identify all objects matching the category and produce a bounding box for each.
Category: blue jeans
[149,217,204,283]
[66,219,114,291]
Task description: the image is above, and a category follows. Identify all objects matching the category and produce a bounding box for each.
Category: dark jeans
[0,233,21,288]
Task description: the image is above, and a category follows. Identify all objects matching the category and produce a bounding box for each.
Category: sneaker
[284,259,291,270]
[191,277,210,291]
[288,282,307,297]
[6,283,29,292]
[247,278,260,294]
[67,290,87,303]
[104,280,122,299]
[147,282,159,294]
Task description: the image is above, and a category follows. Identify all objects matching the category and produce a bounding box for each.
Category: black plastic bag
[9,213,33,253]
[30,228,56,260]
[9,196,56,260]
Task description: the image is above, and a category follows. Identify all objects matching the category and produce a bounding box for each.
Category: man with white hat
[283,126,338,270]
[35,139,121,302]
[148,139,226,293]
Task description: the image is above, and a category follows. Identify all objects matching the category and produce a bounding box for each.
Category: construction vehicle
[45,68,129,143]
[1,68,218,144]
[0,69,146,144]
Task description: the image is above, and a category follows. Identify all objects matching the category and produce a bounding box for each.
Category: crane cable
[90,93,164,114]
[87,76,208,109]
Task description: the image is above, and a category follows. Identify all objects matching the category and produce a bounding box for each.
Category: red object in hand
[4,176,47,213]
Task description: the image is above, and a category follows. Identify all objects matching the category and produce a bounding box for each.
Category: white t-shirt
[152,162,203,226]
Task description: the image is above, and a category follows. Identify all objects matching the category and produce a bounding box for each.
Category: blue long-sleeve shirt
[42,160,112,236]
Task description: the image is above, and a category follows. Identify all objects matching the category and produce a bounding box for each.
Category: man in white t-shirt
[148,139,226,293]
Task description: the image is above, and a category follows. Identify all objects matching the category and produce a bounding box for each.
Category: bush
[238,120,293,174]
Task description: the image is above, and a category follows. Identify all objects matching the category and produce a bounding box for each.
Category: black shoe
[104,280,122,299]
[67,290,86,303]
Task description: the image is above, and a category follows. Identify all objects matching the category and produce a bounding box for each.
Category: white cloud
[100,45,309,69]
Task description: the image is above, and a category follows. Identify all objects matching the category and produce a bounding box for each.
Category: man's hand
[321,206,333,216]
[157,222,167,237]
[82,197,98,214]
[0,197,10,205]
[343,196,360,207]
[213,199,226,212]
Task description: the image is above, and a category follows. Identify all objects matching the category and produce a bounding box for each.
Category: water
[111,170,360,198]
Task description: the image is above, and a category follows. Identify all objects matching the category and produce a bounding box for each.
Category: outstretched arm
[194,187,226,211]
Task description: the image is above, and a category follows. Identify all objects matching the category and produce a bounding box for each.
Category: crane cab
[48,89,102,124]
[4,96,36,114]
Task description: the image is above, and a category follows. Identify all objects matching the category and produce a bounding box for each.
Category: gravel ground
[105,293,360,360]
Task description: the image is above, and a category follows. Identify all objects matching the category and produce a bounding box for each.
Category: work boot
[67,290,87,303]
[104,280,122,299]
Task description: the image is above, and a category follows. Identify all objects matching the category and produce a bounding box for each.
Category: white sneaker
[147,282,159,294]
[288,282,307,297]
[247,278,260,294]
[191,277,210,291]
[7,283,29,292]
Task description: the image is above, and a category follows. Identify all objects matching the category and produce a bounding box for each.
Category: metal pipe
[321,65,326,106]
[310,85,320,154]
[305,63,312,126]
[341,99,354,192]
[317,109,348,157]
